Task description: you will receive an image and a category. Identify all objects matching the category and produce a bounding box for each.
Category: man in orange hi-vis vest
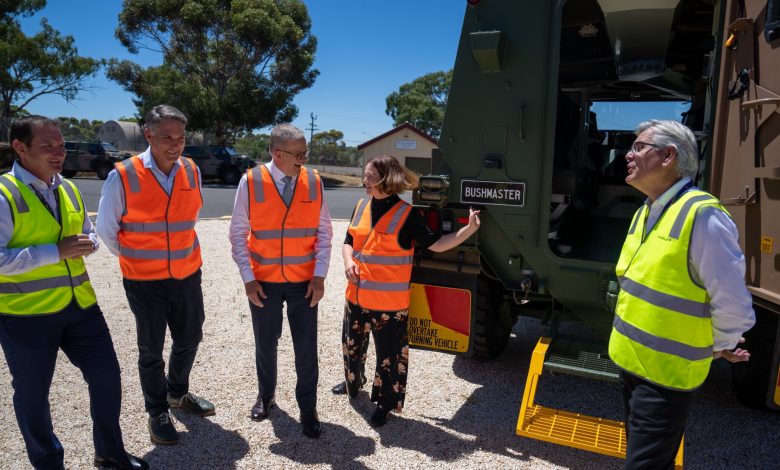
[97,105,214,447]
[229,123,333,439]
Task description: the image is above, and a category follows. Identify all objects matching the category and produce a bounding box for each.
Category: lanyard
[29,184,60,222]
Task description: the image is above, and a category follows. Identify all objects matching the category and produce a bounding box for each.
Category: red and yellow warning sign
[408,283,471,353]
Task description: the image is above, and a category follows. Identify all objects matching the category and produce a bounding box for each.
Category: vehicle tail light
[456,216,469,225]
[425,208,441,233]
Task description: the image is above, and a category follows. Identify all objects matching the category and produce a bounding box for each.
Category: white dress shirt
[229,161,333,284]
[0,161,98,275]
[643,177,755,351]
[96,147,202,256]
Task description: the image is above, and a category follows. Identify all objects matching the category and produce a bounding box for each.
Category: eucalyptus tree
[108,0,318,143]
[0,0,101,139]
[385,70,452,141]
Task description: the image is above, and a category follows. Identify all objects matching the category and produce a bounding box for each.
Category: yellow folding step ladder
[516,337,684,469]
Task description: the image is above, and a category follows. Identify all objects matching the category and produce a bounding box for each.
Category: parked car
[181,145,255,185]
[101,142,132,160]
[62,141,125,180]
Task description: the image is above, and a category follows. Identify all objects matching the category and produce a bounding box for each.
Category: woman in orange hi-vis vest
[336,155,480,427]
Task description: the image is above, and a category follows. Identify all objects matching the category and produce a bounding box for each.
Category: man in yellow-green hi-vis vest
[608,120,755,469]
[0,116,147,470]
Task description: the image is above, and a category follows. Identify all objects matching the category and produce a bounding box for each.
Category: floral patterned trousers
[341,301,409,412]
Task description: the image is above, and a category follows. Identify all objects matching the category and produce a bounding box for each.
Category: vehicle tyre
[472,275,512,359]
[220,165,240,185]
[61,170,77,178]
[95,162,113,180]
[732,305,779,410]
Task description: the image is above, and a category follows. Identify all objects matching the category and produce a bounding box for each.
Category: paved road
[71,176,382,219]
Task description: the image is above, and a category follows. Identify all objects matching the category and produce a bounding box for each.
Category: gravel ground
[1,219,778,469]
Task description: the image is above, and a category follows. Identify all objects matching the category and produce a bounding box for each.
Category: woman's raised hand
[467,206,481,232]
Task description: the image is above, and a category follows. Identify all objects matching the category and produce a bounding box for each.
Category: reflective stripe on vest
[345,198,414,311]
[0,176,29,213]
[0,272,90,294]
[120,220,197,232]
[252,228,318,240]
[120,236,200,260]
[0,175,97,315]
[608,189,726,390]
[247,165,321,282]
[117,156,202,280]
[249,252,316,265]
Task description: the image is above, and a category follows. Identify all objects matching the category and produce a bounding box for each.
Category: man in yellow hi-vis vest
[608,120,755,469]
[0,116,147,470]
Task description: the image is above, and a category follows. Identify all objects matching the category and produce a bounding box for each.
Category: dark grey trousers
[249,280,319,412]
[123,269,205,416]
[620,371,697,470]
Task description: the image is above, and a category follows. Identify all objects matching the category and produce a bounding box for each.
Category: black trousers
[0,302,127,470]
[620,371,697,470]
[249,281,318,412]
[341,301,409,412]
[123,270,205,416]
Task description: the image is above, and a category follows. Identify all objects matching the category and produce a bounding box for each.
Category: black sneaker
[167,392,215,416]
[148,411,178,445]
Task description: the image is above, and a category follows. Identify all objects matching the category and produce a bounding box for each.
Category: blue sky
[20,1,465,145]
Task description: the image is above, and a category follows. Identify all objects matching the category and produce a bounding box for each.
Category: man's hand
[305,276,325,307]
[714,337,751,363]
[245,280,267,308]
[57,234,95,260]
[344,259,359,284]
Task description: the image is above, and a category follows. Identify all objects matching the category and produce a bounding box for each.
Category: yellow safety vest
[608,189,728,390]
[0,174,97,315]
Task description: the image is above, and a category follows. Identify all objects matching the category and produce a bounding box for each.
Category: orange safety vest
[345,198,414,311]
[116,155,202,280]
[247,165,322,282]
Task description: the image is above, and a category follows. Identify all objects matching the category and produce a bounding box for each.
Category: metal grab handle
[741,98,780,109]
[721,192,757,206]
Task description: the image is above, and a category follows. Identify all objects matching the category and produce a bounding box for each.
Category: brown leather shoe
[250,395,275,421]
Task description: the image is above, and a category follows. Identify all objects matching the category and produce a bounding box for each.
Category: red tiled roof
[357,122,437,150]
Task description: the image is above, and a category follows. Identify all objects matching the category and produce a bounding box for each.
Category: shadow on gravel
[432,316,780,469]
[433,317,623,469]
[142,412,249,469]
[342,393,486,463]
[268,407,375,469]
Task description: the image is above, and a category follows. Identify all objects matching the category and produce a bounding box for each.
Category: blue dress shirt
[0,161,98,275]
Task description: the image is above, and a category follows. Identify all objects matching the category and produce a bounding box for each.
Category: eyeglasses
[629,141,660,154]
[276,148,309,159]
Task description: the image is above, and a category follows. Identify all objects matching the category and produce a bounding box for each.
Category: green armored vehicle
[408,0,780,455]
